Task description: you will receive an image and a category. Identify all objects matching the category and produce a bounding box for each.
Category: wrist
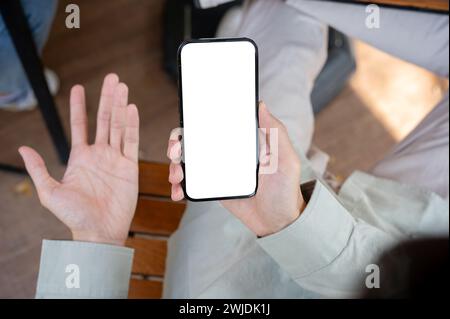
[279,193,305,231]
[258,192,306,237]
[71,231,126,246]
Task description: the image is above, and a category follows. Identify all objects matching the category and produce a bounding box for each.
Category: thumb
[258,102,295,153]
[18,146,59,204]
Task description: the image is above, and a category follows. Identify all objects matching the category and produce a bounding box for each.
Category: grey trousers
[164,0,449,297]
[219,0,449,198]
[287,0,449,199]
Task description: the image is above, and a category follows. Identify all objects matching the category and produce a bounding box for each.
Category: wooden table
[127,161,185,298]
[355,0,449,11]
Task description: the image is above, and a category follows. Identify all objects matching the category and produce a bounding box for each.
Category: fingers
[70,85,88,147]
[171,184,184,201]
[96,75,140,161]
[167,140,182,163]
[168,145,184,201]
[18,146,59,205]
[95,73,119,144]
[168,159,185,201]
[110,83,129,150]
[123,104,140,162]
[167,128,184,201]
[169,127,183,142]
[74,75,139,161]
[167,128,182,163]
[169,162,183,184]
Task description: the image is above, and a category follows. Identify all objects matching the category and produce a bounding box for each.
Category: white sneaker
[0,68,60,112]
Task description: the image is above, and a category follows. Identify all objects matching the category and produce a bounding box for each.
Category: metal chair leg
[0,0,69,175]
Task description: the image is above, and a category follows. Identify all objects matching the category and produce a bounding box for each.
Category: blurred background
[0,0,448,298]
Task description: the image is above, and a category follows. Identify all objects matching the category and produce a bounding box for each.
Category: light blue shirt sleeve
[36,240,134,299]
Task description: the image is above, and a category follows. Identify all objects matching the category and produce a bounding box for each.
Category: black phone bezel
[177,37,260,202]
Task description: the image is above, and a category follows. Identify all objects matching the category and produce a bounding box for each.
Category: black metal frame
[0,0,69,175]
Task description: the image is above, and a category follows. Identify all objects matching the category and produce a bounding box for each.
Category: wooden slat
[128,278,163,299]
[357,0,448,11]
[131,197,185,236]
[126,237,167,277]
[133,162,175,298]
[139,161,171,197]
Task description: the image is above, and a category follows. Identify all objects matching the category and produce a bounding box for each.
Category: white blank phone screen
[180,40,258,200]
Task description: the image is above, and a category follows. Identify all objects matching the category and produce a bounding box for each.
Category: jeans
[0,0,58,103]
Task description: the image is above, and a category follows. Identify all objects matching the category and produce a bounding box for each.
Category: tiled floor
[0,0,447,298]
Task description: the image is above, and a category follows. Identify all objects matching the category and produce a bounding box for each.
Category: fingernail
[106,73,119,83]
[170,128,182,141]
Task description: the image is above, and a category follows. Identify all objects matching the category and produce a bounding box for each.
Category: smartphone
[178,38,259,201]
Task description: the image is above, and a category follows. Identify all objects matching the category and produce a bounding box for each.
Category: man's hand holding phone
[168,102,306,237]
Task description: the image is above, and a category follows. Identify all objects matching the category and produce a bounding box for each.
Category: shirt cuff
[36,240,134,299]
[257,180,355,278]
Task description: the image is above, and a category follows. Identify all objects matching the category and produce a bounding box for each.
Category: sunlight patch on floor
[349,41,448,141]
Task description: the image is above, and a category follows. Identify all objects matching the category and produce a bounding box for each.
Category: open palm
[19,74,139,246]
